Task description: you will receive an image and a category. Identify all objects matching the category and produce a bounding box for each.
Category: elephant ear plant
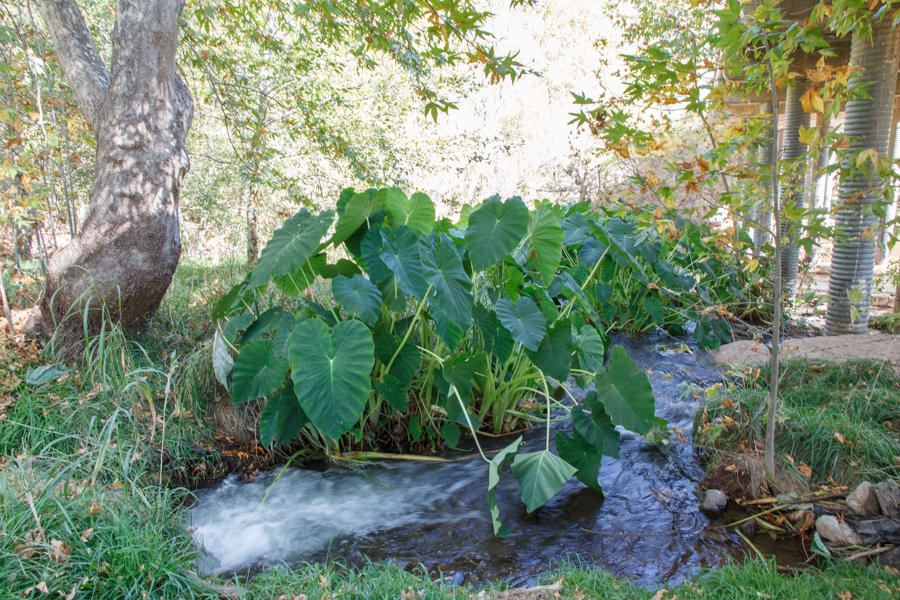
[211,187,660,536]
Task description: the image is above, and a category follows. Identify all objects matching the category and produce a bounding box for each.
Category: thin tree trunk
[246,185,259,268]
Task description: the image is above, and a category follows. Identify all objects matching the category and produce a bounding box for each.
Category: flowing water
[189,334,804,586]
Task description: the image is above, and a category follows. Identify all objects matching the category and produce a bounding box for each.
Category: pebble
[846,481,881,517]
[699,489,728,516]
[815,515,861,546]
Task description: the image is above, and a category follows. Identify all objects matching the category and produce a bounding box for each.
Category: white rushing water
[189,458,488,574]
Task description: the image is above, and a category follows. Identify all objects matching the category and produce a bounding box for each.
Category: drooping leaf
[380,225,428,299]
[212,330,235,390]
[332,274,382,325]
[332,192,383,246]
[442,421,461,447]
[555,430,605,493]
[420,233,473,330]
[249,209,333,288]
[360,224,392,285]
[318,259,362,279]
[488,436,523,537]
[439,353,480,403]
[289,319,375,439]
[274,314,305,358]
[223,313,255,343]
[259,380,309,445]
[211,275,250,321]
[574,325,607,374]
[525,319,573,382]
[374,374,408,412]
[511,450,578,513]
[232,339,290,404]
[594,345,656,434]
[375,334,420,388]
[474,304,514,363]
[385,188,435,235]
[431,304,466,351]
[241,307,288,346]
[465,195,529,272]
[578,237,607,267]
[598,218,648,283]
[25,364,72,386]
[503,261,525,300]
[495,297,546,351]
[524,202,563,285]
[574,393,620,458]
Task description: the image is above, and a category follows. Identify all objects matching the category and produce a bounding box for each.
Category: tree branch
[35,0,109,129]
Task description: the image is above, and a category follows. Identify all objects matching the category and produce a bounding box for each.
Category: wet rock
[815,515,861,546]
[699,489,728,516]
[846,481,881,517]
[875,481,900,519]
[877,547,900,568]
[706,340,769,368]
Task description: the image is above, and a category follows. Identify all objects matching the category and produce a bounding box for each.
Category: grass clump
[695,359,900,486]
[871,312,900,335]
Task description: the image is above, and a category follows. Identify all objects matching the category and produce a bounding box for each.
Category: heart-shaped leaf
[511,450,577,513]
[495,297,546,351]
[555,431,605,493]
[385,188,435,235]
[333,191,383,246]
[289,319,375,439]
[524,202,563,286]
[241,307,288,346]
[578,237,607,267]
[374,374,408,412]
[360,224,392,285]
[488,436,523,537]
[332,274,382,325]
[250,209,333,288]
[259,380,309,445]
[375,334,420,388]
[420,233,473,330]
[561,212,592,246]
[381,225,428,299]
[274,254,327,296]
[465,195,529,272]
[574,393,620,458]
[594,345,656,434]
[232,339,289,404]
[525,319,574,382]
[474,304,514,363]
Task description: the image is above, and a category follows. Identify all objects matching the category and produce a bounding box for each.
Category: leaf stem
[382,284,432,380]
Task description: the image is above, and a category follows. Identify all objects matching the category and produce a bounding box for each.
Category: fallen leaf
[650,590,668,600]
[49,539,70,563]
[14,542,40,558]
[798,463,812,478]
[80,528,94,543]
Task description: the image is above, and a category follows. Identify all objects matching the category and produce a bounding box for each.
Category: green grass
[871,312,900,335]
[2,261,898,599]
[696,360,900,485]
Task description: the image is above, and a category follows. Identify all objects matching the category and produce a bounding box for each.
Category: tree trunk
[32,0,193,352]
[246,185,260,269]
[825,16,900,335]
[779,78,810,301]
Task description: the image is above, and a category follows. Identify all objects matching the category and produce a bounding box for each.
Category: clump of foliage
[871,312,900,335]
[695,360,900,486]
[212,187,677,534]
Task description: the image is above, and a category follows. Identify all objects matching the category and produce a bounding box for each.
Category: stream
[188,334,804,586]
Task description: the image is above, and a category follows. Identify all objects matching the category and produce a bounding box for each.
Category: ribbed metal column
[810,111,832,262]
[879,109,900,264]
[753,102,775,255]
[826,16,900,335]
[779,78,811,299]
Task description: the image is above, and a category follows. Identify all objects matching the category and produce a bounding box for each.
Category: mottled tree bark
[32,0,193,351]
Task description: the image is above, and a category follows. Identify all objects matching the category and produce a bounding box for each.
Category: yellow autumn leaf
[798,88,815,112]
[798,126,818,146]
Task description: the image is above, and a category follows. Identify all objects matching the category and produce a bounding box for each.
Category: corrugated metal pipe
[779,78,811,300]
[879,111,900,264]
[810,111,832,262]
[826,16,900,335]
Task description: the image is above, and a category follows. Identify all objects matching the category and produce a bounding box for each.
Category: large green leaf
[420,233,473,330]
[249,209,333,288]
[232,339,290,404]
[385,188,435,235]
[574,325,607,374]
[212,330,234,390]
[332,191,383,246]
[561,212,591,246]
[431,304,466,351]
[488,436,523,537]
[495,297,546,351]
[380,225,428,299]
[524,202,563,286]
[474,304,514,363]
[332,274,382,325]
[578,237,607,267]
[259,380,309,445]
[211,275,251,321]
[241,307,288,346]
[274,254,327,296]
[511,450,578,513]
[594,345,656,434]
[360,224,392,285]
[464,195,529,272]
[574,393,620,458]
[289,319,375,439]
[375,334,420,388]
[598,218,648,283]
[374,374,408,412]
[555,431,605,493]
[525,319,574,382]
